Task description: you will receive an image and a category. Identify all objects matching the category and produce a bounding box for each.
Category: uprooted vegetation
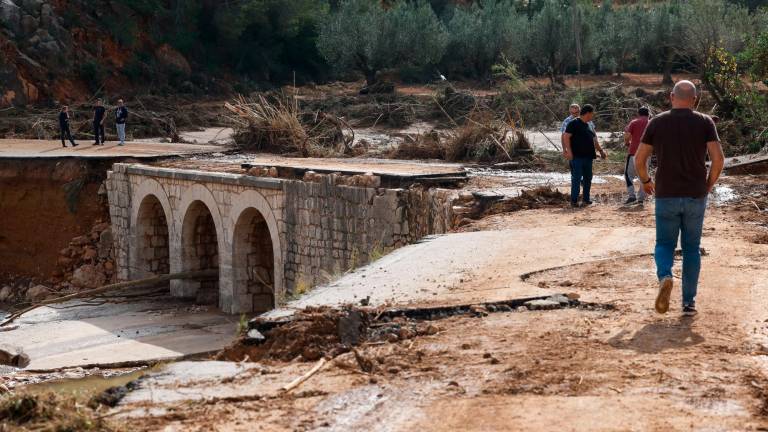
[0,393,118,431]
[390,110,531,163]
[226,95,355,157]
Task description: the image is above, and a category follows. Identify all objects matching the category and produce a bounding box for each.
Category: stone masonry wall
[281,174,455,292]
[106,164,455,313]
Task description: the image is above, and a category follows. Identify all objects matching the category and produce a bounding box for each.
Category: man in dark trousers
[58,105,78,147]
[93,99,106,145]
[115,99,128,146]
[562,104,607,207]
[635,80,725,317]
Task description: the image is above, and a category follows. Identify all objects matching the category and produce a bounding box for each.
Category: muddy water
[19,367,151,399]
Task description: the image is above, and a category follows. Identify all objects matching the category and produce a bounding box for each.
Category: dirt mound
[218,306,441,364]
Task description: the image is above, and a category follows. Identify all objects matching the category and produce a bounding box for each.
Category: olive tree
[595,4,649,77]
[679,0,753,68]
[526,0,592,85]
[443,0,527,78]
[317,0,447,85]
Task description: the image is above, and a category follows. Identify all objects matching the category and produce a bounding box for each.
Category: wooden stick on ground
[0,269,218,327]
[282,358,327,392]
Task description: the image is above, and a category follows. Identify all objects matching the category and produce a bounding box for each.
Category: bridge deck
[157,154,467,184]
[0,139,225,159]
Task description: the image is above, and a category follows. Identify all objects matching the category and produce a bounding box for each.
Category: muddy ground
[13,174,757,432]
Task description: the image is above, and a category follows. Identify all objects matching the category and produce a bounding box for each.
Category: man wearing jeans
[635,81,724,316]
[115,99,128,146]
[563,104,607,207]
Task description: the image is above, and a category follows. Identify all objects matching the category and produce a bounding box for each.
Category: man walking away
[623,107,651,205]
[635,81,724,317]
[563,104,607,207]
[93,99,106,146]
[58,106,77,148]
[115,99,128,146]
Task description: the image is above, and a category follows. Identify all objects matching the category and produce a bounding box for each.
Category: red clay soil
[0,159,108,281]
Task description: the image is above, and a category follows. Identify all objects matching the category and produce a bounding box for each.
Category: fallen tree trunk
[0,269,218,327]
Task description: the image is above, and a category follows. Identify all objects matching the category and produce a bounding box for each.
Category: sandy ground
[104,174,768,432]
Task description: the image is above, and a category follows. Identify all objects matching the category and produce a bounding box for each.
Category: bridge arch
[174,184,227,303]
[129,179,173,281]
[225,190,284,314]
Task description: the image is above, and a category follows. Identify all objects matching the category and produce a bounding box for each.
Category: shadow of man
[607,316,705,354]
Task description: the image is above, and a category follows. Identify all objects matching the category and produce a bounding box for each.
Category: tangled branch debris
[226,95,353,157]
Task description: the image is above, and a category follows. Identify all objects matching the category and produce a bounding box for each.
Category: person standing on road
[623,107,651,205]
[58,106,78,148]
[562,104,607,207]
[93,99,106,146]
[115,99,128,146]
[635,80,724,317]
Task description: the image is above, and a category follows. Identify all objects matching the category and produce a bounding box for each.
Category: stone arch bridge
[106,163,456,314]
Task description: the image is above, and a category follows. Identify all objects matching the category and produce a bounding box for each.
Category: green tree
[526,0,592,86]
[679,0,753,70]
[596,3,648,77]
[318,0,448,85]
[443,0,527,78]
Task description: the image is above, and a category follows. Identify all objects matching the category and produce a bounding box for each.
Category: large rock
[0,344,30,368]
[25,284,50,302]
[0,286,13,302]
[71,264,106,289]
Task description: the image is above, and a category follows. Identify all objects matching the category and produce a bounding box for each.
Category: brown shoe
[655,277,673,314]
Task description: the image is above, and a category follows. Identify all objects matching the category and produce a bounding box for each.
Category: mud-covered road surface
[108,175,768,432]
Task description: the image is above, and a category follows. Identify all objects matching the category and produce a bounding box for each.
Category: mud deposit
[0,159,109,279]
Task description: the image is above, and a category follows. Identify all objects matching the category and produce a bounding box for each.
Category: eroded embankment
[0,159,110,280]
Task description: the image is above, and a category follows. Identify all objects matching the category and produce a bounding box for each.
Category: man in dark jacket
[93,99,106,145]
[115,99,128,146]
[58,106,78,147]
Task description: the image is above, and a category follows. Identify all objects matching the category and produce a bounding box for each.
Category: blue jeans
[654,197,708,307]
[570,158,593,204]
[116,123,126,144]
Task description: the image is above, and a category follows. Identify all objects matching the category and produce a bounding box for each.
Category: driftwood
[282,358,327,392]
[0,269,218,327]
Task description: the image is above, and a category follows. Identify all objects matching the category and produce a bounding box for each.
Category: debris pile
[486,187,567,214]
[225,95,353,157]
[0,393,116,431]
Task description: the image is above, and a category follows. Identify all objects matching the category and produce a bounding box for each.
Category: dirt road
[115,176,768,431]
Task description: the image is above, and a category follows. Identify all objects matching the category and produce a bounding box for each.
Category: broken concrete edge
[240,162,468,182]
[518,252,655,282]
[0,149,229,161]
[246,294,615,343]
[21,348,221,374]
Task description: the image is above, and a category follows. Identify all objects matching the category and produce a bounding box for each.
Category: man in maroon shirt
[635,81,724,317]
[623,107,650,205]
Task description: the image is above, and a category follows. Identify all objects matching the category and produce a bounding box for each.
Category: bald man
[635,81,725,317]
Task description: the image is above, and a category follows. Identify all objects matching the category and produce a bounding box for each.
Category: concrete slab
[260,226,655,321]
[1,296,239,371]
[159,154,466,178]
[724,153,768,175]
[0,139,226,159]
